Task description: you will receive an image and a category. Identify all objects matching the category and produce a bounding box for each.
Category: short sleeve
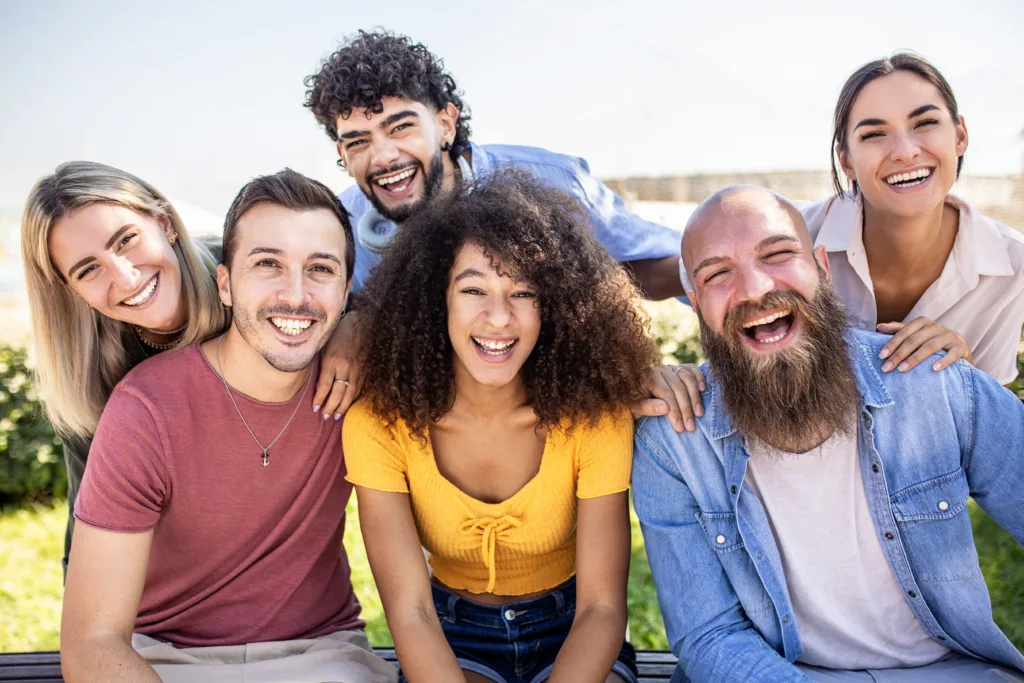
[576,409,635,499]
[342,401,410,493]
[972,272,1024,386]
[74,387,168,532]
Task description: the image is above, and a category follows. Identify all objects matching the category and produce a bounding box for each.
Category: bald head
[682,185,812,288]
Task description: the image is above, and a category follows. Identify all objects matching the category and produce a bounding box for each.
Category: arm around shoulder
[631,421,811,682]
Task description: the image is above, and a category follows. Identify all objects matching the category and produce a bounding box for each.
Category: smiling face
[839,70,968,219]
[684,191,827,367]
[219,202,351,372]
[334,96,458,223]
[48,202,184,331]
[446,242,541,390]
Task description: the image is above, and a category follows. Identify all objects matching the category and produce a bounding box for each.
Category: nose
[890,129,921,164]
[110,254,141,291]
[484,295,513,328]
[277,267,307,307]
[369,136,401,170]
[736,263,774,304]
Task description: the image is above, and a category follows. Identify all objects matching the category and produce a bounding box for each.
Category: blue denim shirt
[339,141,683,292]
[633,329,1024,682]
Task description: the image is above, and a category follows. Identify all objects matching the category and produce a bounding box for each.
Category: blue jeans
[400,577,638,683]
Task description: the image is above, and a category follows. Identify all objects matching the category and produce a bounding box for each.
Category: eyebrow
[66,224,135,278]
[337,110,420,141]
[308,252,342,266]
[692,235,801,278]
[248,246,284,257]
[853,103,943,130]
[453,268,486,283]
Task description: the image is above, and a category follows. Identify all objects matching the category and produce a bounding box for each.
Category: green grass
[2,499,1021,654]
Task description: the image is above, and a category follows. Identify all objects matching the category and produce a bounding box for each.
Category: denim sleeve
[961,365,1024,545]
[632,425,810,683]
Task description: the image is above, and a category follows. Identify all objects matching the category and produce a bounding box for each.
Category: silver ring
[334,379,350,386]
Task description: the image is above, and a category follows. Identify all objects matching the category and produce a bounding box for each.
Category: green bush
[0,344,66,504]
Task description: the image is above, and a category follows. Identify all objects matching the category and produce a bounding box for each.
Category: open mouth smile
[268,316,316,339]
[472,336,518,361]
[372,166,418,197]
[740,308,796,347]
[121,274,158,307]
[885,167,933,189]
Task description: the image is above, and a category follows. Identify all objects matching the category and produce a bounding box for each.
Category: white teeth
[123,276,157,306]
[885,168,932,185]
[376,168,416,186]
[270,317,313,336]
[473,337,516,354]
[742,310,790,328]
[757,332,788,344]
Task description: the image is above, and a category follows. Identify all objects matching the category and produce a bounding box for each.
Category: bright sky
[1,0,1022,214]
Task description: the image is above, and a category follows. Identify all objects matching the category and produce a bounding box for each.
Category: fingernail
[882,361,893,372]
[932,362,941,371]
[334,413,342,421]
[675,420,685,432]
[879,348,891,359]
[898,362,909,372]
[313,405,320,413]
[695,406,704,417]
[699,383,706,392]
[322,413,330,421]
[686,418,696,431]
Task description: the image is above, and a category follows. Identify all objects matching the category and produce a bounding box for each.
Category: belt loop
[446,592,459,622]
[552,585,566,614]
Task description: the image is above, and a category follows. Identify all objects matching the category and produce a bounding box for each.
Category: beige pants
[132,630,398,683]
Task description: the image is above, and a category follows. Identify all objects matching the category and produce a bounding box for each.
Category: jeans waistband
[432,576,577,628]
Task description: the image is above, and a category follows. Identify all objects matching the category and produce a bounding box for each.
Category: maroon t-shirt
[75,343,363,647]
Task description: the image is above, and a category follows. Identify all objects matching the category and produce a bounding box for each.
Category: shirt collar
[700,328,894,441]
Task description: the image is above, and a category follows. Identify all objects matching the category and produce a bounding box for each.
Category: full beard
[698,280,859,454]
[366,148,446,223]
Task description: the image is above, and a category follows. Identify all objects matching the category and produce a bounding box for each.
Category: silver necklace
[215,335,312,467]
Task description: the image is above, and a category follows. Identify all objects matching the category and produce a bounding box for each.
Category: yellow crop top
[343,401,634,597]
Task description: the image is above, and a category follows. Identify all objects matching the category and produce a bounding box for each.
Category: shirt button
[504,609,517,621]
[938,501,949,511]
[908,591,918,598]
[716,535,727,545]
[782,614,791,624]
[755,551,764,560]
[884,532,894,540]
[731,486,738,494]
[871,464,880,473]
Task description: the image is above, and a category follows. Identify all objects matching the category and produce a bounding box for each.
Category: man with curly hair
[304,29,700,426]
[305,30,683,302]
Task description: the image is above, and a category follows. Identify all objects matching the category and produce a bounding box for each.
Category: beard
[698,278,859,454]
[232,302,337,373]
[366,148,447,223]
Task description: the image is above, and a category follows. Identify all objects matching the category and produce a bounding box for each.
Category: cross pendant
[261,450,270,467]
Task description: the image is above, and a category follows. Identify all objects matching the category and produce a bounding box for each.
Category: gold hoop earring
[169,232,178,246]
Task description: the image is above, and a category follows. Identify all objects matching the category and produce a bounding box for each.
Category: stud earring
[168,231,178,246]
[441,141,452,152]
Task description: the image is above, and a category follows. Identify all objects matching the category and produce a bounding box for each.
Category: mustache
[366,161,419,185]
[724,290,812,339]
[259,305,327,322]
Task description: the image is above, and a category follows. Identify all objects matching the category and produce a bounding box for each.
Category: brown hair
[223,168,355,277]
[831,52,963,197]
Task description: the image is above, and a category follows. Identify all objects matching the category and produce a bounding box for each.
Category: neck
[440,148,469,195]
[209,328,312,403]
[861,197,957,278]
[138,299,188,342]
[449,360,528,422]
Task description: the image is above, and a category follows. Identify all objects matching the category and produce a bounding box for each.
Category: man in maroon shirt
[60,169,397,683]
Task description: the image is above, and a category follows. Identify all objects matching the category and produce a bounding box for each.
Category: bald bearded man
[633,186,1024,682]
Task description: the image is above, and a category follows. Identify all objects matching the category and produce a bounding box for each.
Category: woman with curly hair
[343,172,656,683]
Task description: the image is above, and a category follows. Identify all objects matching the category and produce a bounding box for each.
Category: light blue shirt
[633,329,1024,682]
[339,141,682,292]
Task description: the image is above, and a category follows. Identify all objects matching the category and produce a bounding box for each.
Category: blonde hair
[21,161,229,439]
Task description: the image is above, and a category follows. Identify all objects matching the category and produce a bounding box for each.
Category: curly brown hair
[304,29,472,154]
[358,171,657,438]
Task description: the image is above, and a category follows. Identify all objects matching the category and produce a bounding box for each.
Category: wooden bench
[0,649,678,681]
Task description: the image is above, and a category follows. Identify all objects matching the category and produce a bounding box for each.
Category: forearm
[623,256,685,300]
[62,634,161,683]
[683,627,810,683]
[389,608,467,683]
[547,603,626,683]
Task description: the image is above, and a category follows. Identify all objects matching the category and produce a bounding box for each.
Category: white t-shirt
[745,431,951,669]
[801,194,1024,385]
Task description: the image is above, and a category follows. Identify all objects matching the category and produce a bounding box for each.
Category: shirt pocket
[890,469,969,524]
[696,511,745,552]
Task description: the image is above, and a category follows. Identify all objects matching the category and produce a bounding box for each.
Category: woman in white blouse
[803,52,1024,385]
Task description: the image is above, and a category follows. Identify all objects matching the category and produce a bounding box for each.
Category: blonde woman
[21,161,230,573]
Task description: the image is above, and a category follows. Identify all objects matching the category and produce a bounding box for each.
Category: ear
[954,114,969,158]
[340,278,353,314]
[685,289,701,316]
[217,263,232,307]
[813,245,832,282]
[436,103,459,146]
[156,214,174,240]
[837,148,857,186]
